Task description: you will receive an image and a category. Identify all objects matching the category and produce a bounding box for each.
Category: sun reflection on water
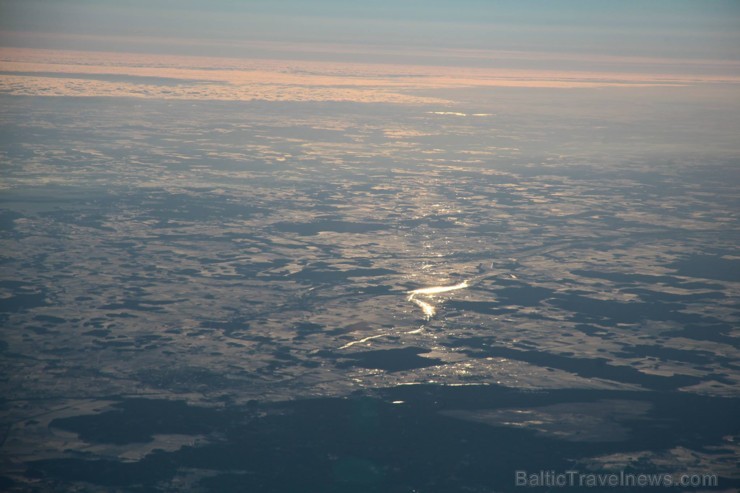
[407,280,470,320]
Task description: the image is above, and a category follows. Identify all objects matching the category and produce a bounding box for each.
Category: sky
[2,0,740,61]
[0,1,739,108]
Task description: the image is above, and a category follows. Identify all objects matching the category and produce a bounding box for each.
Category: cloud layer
[3,47,739,104]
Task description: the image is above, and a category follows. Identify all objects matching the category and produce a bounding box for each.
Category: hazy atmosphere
[1,1,739,492]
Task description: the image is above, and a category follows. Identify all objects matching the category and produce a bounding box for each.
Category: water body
[407,280,470,319]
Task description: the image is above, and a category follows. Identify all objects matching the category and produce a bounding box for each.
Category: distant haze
[2,0,740,63]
